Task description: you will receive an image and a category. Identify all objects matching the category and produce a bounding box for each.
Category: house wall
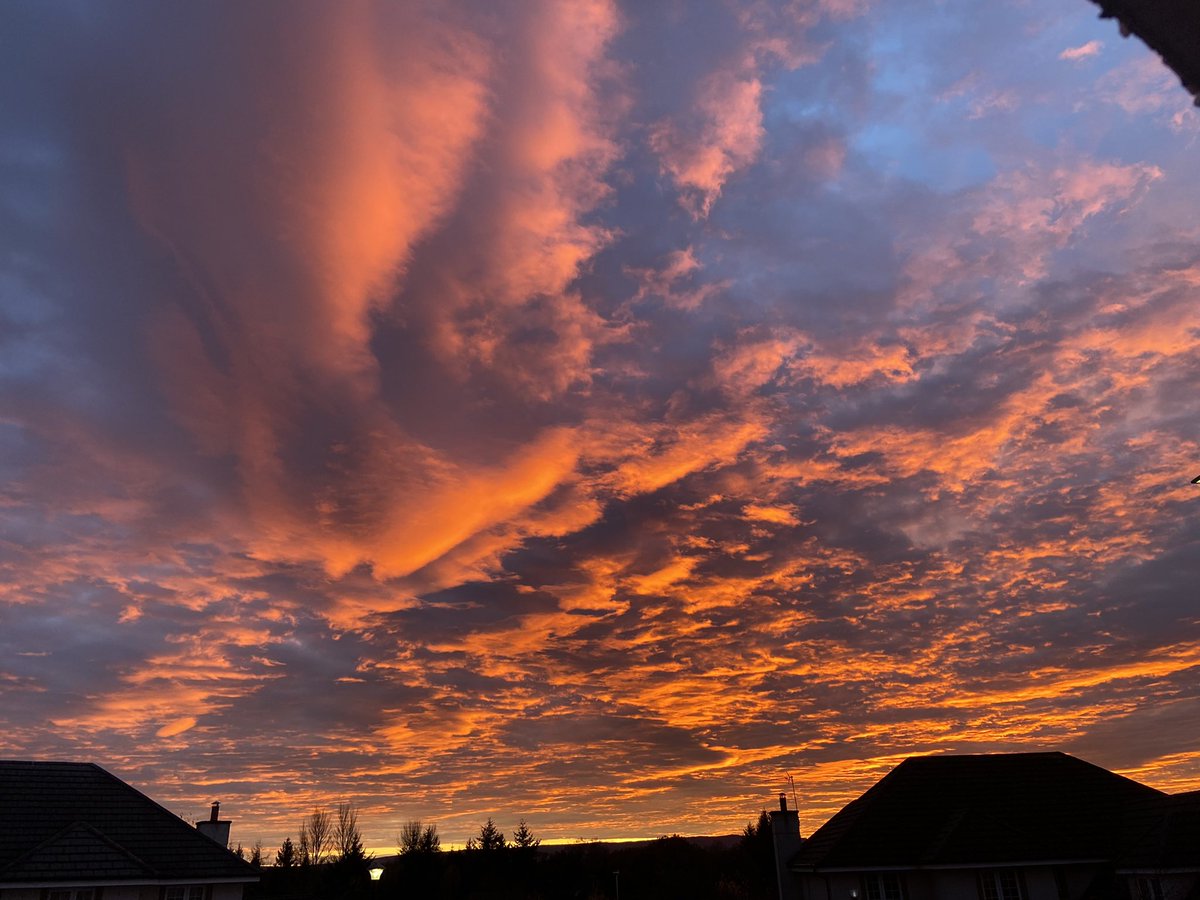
[795,865,1108,900]
[927,870,975,899]
[897,869,935,900]
[1127,874,1199,900]
[922,866,1070,900]
[111,887,167,900]
[1058,864,1104,900]
[0,884,244,900]
[1023,865,1065,900]
[0,891,145,900]
[796,874,820,900]
[1168,875,1198,899]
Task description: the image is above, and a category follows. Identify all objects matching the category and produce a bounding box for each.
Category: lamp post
[613,870,619,900]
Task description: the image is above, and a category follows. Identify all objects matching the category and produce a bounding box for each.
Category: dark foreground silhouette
[247,825,776,900]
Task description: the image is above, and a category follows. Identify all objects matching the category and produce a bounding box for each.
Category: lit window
[863,873,905,900]
[980,870,1026,900]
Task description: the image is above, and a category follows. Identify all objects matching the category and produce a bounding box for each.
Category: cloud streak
[2,0,1199,851]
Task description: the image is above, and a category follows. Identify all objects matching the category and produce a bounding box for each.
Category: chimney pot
[210,802,220,823]
[779,792,788,812]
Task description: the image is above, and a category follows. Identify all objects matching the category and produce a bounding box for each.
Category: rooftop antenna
[784,772,799,815]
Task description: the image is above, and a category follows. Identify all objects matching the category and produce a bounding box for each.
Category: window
[45,891,96,900]
[163,887,205,900]
[979,869,1026,900]
[1053,867,1069,900]
[863,873,905,900]
[1133,877,1164,900]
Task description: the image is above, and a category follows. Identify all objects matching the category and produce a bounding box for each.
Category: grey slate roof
[0,761,256,884]
[1119,790,1200,871]
[792,752,1167,871]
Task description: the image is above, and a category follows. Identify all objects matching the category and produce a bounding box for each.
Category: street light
[369,867,384,882]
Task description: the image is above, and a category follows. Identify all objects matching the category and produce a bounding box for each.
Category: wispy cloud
[1,0,1198,850]
[1060,39,1104,61]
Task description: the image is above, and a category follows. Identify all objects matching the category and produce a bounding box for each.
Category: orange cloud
[7,0,1200,854]
[156,717,197,738]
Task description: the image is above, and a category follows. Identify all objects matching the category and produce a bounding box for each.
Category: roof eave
[794,858,1110,874]
[1117,867,1200,875]
[0,876,259,889]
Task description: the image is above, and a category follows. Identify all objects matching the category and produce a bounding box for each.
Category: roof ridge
[790,752,1169,872]
[88,762,219,841]
[0,820,158,879]
[0,759,255,883]
[920,807,967,863]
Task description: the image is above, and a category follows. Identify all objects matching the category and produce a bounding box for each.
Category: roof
[1090,0,1200,103]
[0,761,256,885]
[792,752,1167,872]
[1119,790,1200,872]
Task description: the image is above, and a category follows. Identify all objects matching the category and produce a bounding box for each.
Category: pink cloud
[650,71,765,218]
[410,0,624,396]
[6,0,1200,852]
[118,0,630,591]
[625,247,727,311]
[1059,40,1103,62]
[127,4,490,392]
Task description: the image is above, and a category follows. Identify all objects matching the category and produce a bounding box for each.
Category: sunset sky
[2,0,1199,853]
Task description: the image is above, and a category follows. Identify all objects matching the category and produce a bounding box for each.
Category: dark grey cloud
[2,0,1200,851]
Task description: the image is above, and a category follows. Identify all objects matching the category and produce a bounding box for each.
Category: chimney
[770,793,802,900]
[196,801,232,849]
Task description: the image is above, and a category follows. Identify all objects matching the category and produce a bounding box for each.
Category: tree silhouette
[739,809,776,897]
[275,836,296,867]
[512,818,540,851]
[741,810,771,848]
[249,840,264,867]
[419,823,440,853]
[399,819,441,855]
[398,820,422,854]
[470,817,506,851]
[299,808,333,865]
[335,802,366,864]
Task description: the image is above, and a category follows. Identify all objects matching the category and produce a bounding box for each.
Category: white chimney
[770,793,802,900]
[196,801,232,848]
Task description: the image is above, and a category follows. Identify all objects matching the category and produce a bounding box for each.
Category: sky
[2,0,1199,854]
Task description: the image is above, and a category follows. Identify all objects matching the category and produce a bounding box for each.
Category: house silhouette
[0,761,257,900]
[772,752,1200,900]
